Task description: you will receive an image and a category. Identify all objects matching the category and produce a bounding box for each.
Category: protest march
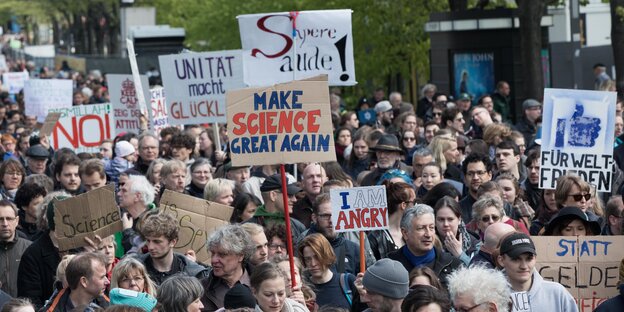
[0,4,624,312]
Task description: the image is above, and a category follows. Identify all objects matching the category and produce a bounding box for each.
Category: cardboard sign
[107,74,151,133]
[158,50,244,125]
[534,236,624,311]
[2,71,29,94]
[39,112,62,137]
[53,184,123,251]
[149,87,169,134]
[227,75,336,166]
[159,190,233,263]
[238,9,356,86]
[330,185,388,233]
[48,103,114,153]
[540,88,617,192]
[24,79,73,122]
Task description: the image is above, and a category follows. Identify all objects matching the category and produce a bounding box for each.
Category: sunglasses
[481,215,500,223]
[568,193,591,201]
[433,112,442,117]
[403,137,416,141]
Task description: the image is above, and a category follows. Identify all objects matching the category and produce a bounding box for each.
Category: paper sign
[48,103,114,153]
[39,112,62,137]
[158,50,244,125]
[534,236,624,311]
[24,79,72,122]
[159,190,233,263]
[53,184,123,251]
[238,9,356,86]
[0,55,7,72]
[540,88,617,192]
[510,291,530,312]
[149,87,169,134]
[2,71,29,94]
[330,185,388,233]
[107,74,151,134]
[227,75,336,166]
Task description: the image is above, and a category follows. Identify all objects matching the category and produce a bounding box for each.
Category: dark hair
[65,252,108,290]
[322,161,353,186]
[170,133,196,150]
[433,196,461,219]
[14,182,47,210]
[79,158,105,179]
[53,153,81,179]
[231,193,262,223]
[441,107,461,128]
[0,158,25,188]
[401,285,451,312]
[421,183,461,207]
[461,152,492,175]
[467,139,488,156]
[495,140,520,156]
[524,147,540,167]
[384,181,414,215]
[477,94,492,105]
[408,266,445,291]
[160,126,182,141]
[265,224,287,246]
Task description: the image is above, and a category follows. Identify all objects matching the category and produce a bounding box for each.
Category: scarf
[403,246,436,267]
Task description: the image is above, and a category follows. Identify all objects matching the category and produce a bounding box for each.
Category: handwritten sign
[238,9,356,86]
[39,112,62,137]
[24,79,72,122]
[227,75,336,166]
[48,103,114,153]
[330,185,388,232]
[53,184,122,251]
[159,190,233,263]
[534,236,624,311]
[158,50,244,125]
[107,74,151,134]
[2,71,29,94]
[540,88,616,192]
[149,87,169,135]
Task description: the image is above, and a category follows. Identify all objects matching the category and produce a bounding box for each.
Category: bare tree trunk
[448,0,468,11]
[517,0,545,101]
[611,1,624,93]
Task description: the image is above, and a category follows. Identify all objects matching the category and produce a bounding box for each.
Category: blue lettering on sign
[556,239,611,257]
[253,90,304,111]
[339,192,350,210]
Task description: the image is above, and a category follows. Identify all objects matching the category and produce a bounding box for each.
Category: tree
[516,0,547,101]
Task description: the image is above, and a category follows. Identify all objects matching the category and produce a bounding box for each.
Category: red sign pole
[280,164,297,289]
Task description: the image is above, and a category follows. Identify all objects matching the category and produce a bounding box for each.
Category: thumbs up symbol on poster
[562,103,601,147]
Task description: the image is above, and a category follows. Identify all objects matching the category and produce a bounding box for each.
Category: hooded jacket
[509,270,577,312]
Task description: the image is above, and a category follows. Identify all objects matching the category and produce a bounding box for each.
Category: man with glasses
[442,107,466,136]
[0,200,30,297]
[126,133,159,176]
[388,205,461,289]
[468,105,493,140]
[515,99,542,145]
[460,153,493,223]
[447,265,512,312]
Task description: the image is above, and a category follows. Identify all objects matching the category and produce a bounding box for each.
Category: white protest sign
[0,55,7,72]
[159,50,244,125]
[107,74,151,134]
[126,39,150,119]
[238,9,356,87]
[2,71,29,94]
[24,79,73,122]
[149,87,168,134]
[510,292,530,312]
[48,103,114,153]
[540,88,617,192]
[330,185,388,233]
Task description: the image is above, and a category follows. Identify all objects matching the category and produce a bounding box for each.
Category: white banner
[238,9,356,87]
[107,74,151,134]
[149,87,169,135]
[24,79,72,121]
[540,88,616,192]
[159,50,244,125]
[48,103,114,153]
[2,71,29,94]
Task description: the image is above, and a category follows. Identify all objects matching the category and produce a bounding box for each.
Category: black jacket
[18,232,61,309]
[595,285,624,312]
[388,246,463,289]
[139,252,210,286]
[39,287,109,312]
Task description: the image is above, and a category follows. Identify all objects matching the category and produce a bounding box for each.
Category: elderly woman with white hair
[447,266,512,312]
[204,178,235,206]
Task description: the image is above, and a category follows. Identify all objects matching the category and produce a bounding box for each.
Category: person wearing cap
[360,134,412,186]
[447,265,511,312]
[293,163,328,228]
[492,81,511,122]
[25,144,50,175]
[455,93,472,130]
[543,206,601,236]
[514,99,541,146]
[360,258,409,312]
[225,162,250,190]
[247,174,306,241]
[497,232,578,312]
[374,100,397,134]
[105,140,136,184]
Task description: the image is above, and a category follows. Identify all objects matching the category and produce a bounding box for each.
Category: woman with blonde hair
[483,123,512,159]
[110,257,158,296]
[428,135,462,182]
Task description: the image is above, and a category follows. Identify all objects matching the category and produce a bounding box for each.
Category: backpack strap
[339,273,353,307]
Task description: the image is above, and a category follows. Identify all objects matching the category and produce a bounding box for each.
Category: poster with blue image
[452,52,495,101]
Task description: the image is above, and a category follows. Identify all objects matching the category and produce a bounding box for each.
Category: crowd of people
[0,52,623,312]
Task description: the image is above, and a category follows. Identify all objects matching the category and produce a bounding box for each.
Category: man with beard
[460,153,493,224]
[54,154,82,195]
[0,200,31,297]
[138,212,209,285]
[292,163,327,227]
[304,193,366,274]
[360,134,412,186]
[374,101,397,134]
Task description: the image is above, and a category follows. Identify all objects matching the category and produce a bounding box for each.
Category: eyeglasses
[316,213,332,220]
[269,244,286,250]
[481,215,501,223]
[454,302,486,312]
[403,137,416,142]
[466,170,487,177]
[568,193,591,201]
[119,276,144,284]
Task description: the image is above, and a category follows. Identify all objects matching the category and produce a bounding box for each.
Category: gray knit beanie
[362,258,409,299]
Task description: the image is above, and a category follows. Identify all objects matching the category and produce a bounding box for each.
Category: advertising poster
[452,52,495,101]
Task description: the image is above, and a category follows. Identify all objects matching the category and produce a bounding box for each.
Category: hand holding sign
[555,104,601,148]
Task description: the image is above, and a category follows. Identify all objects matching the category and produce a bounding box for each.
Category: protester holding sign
[368,181,413,260]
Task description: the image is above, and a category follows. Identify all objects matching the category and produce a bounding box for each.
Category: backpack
[338,273,353,307]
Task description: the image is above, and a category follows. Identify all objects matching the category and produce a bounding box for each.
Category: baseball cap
[522,99,541,110]
[260,174,301,195]
[457,93,471,101]
[499,232,536,258]
[374,100,392,113]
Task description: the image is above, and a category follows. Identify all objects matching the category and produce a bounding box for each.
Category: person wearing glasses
[470,195,506,240]
[447,265,511,312]
[554,174,602,224]
[496,233,578,312]
[0,158,25,202]
[0,200,30,297]
[110,257,157,296]
[467,105,493,140]
[460,153,493,224]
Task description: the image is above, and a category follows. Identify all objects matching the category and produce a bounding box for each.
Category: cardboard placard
[107,74,151,133]
[24,79,72,122]
[238,9,356,86]
[534,236,624,311]
[227,75,336,166]
[2,71,29,94]
[540,88,617,192]
[54,184,122,251]
[48,103,114,153]
[39,112,62,137]
[330,186,388,233]
[159,190,233,264]
[158,50,244,125]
